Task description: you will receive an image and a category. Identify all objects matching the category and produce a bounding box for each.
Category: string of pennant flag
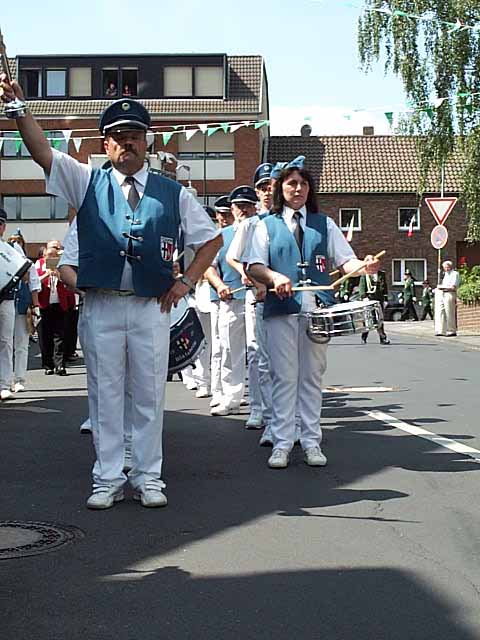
[0,119,269,153]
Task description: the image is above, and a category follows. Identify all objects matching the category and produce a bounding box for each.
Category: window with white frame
[69,67,92,97]
[164,66,193,97]
[195,67,223,97]
[46,69,66,97]
[339,208,361,230]
[2,195,69,220]
[177,131,234,158]
[392,258,426,285]
[398,207,420,230]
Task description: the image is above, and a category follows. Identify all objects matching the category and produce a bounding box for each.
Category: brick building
[0,53,269,253]
[268,133,477,291]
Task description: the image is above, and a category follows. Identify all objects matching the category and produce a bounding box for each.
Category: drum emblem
[160,237,174,261]
[315,255,326,272]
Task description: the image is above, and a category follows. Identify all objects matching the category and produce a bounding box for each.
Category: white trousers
[0,300,15,390]
[255,302,272,424]
[245,290,262,414]
[266,314,327,451]
[218,298,246,407]
[13,312,30,384]
[210,301,222,400]
[79,291,170,490]
[434,290,457,335]
[193,310,212,390]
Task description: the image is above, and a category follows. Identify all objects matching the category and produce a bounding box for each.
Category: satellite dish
[300,124,312,137]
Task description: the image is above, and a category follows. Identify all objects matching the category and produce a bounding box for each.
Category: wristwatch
[180,274,195,291]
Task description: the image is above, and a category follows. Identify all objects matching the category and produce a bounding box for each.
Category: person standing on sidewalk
[401,271,418,321]
[435,261,460,336]
[420,280,434,321]
[358,266,390,344]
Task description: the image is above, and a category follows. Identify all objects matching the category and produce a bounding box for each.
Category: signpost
[425,197,457,226]
[425,194,457,285]
[430,224,448,250]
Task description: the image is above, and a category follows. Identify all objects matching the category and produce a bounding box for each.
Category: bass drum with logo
[168,296,205,374]
[0,241,32,301]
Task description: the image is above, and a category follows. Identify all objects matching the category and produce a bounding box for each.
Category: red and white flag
[345,215,355,242]
[407,215,415,238]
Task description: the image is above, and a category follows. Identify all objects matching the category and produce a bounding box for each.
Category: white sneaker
[240,398,249,407]
[0,389,14,401]
[80,419,92,434]
[210,403,241,416]
[210,396,222,408]
[195,387,211,399]
[185,381,198,391]
[12,382,25,393]
[304,446,327,467]
[245,411,264,429]
[268,448,289,469]
[259,424,273,447]
[133,480,168,508]
[86,485,124,510]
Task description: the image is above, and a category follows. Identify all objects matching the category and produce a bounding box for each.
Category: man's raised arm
[0,74,53,173]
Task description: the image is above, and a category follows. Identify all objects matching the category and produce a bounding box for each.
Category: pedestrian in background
[401,270,418,321]
[420,280,434,320]
[435,260,460,336]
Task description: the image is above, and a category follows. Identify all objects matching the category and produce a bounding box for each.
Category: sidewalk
[385,319,480,351]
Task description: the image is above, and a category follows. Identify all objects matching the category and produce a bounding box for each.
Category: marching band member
[226,163,274,431]
[206,186,257,416]
[247,159,379,468]
[1,72,222,509]
[208,196,234,409]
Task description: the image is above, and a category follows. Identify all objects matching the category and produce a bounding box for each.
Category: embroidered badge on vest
[315,255,327,272]
[160,236,174,261]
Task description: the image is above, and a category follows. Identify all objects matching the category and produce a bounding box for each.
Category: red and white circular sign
[431,224,448,249]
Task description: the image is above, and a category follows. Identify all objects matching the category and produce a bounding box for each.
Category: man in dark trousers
[401,270,418,321]
[358,264,390,344]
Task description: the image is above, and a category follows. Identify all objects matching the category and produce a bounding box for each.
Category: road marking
[367,410,480,463]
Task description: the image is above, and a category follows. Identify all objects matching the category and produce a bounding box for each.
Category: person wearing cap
[226,164,273,431]
[247,159,380,469]
[208,196,234,409]
[205,186,257,416]
[1,75,222,509]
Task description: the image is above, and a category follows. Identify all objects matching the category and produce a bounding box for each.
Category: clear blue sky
[1,0,406,134]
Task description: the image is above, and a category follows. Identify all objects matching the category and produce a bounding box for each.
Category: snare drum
[169,296,205,374]
[305,300,383,343]
[0,241,32,299]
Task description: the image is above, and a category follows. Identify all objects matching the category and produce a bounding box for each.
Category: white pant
[266,314,327,451]
[245,290,262,414]
[210,301,222,400]
[79,291,170,490]
[193,310,212,390]
[434,289,457,335]
[218,298,246,407]
[255,302,272,424]
[0,300,15,390]
[14,312,30,384]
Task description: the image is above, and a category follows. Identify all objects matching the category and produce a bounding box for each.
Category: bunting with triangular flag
[61,130,72,145]
[384,112,394,126]
[229,123,244,133]
[73,138,82,152]
[162,132,174,146]
[185,128,198,141]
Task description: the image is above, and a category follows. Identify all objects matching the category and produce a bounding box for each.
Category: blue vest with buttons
[210,225,245,302]
[263,211,334,318]
[76,169,181,297]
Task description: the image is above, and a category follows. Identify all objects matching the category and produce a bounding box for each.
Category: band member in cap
[1,75,222,509]
[208,196,234,409]
[247,159,379,469]
[206,186,257,416]
[226,164,273,431]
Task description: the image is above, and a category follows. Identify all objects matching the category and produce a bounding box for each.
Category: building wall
[318,192,469,290]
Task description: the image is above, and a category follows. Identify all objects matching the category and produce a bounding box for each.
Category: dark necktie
[125,176,140,211]
[293,211,304,255]
[124,176,140,263]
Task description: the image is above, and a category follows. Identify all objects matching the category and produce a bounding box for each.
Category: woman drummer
[246,158,379,468]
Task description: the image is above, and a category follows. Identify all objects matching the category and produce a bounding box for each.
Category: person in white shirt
[247,160,380,469]
[1,74,222,510]
[435,260,461,336]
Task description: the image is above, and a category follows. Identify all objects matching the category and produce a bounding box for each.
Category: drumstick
[268,284,334,292]
[0,29,12,84]
[330,250,386,289]
[329,250,386,280]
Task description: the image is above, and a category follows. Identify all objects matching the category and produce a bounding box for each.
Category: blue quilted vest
[210,225,245,302]
[76,169,181,297]
[263,211,334,318]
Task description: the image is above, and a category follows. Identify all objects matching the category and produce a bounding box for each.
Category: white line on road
[367,410,480,463]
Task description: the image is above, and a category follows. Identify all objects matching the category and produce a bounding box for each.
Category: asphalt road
[1,332,480,640]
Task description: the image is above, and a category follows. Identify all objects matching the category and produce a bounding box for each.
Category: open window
[21,69,42,98]
[103,68,119,98]
[121,69,138,97]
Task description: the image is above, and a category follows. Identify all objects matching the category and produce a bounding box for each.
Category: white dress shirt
[441,270,460,290]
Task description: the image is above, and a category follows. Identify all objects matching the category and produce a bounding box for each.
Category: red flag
[407,215,415,237]
[345,215,355,242]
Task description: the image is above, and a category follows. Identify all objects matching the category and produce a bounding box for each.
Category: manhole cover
[0,521,85,560]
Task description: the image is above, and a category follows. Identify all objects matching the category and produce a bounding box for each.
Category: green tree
[358,1,480,241]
